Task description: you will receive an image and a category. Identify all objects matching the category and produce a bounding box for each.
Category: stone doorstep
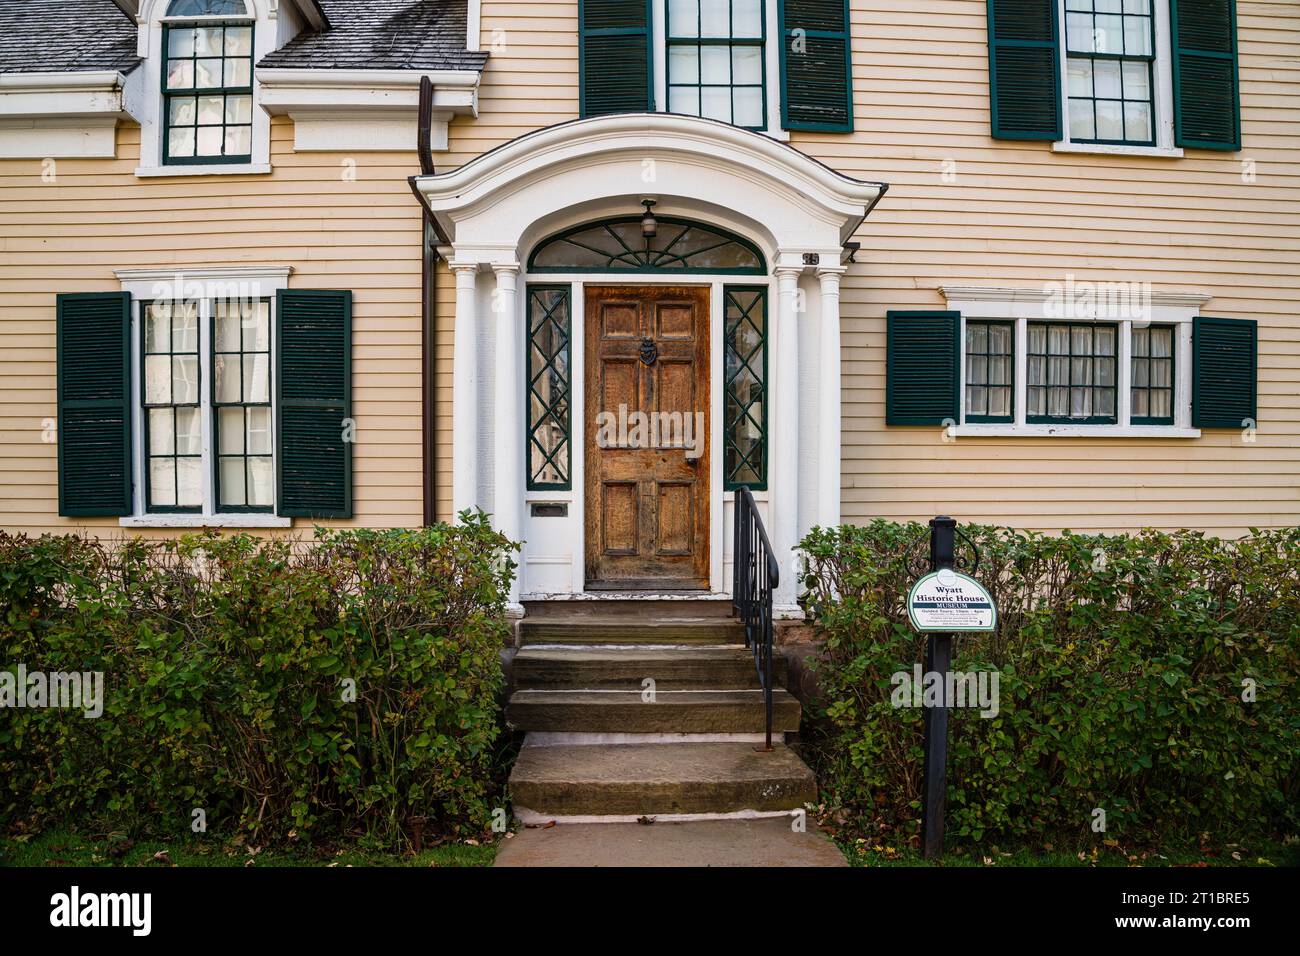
[494,817,848,868]
[520,619,747,645]
[512,645,789,690]
[508,741,817,817]
[505,688,803,734]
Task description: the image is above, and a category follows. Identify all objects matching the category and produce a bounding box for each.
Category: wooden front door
[585,285,710,590]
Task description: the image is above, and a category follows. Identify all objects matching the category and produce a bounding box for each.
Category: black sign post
[921,515,956,860]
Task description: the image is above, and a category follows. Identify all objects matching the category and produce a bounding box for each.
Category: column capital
[491,261,522,277]
[447,260,480,276]
[773,265,803,280]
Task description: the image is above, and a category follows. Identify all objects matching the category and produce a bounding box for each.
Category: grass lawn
[835,835,1297,868]
[0,829,499,868]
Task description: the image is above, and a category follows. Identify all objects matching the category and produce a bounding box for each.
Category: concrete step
[513,646,788,690]
[509,742,817,817]
[506,689,802,734]
[521,618,746,646]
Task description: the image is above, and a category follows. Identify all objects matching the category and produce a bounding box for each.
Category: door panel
[585,285,710,590]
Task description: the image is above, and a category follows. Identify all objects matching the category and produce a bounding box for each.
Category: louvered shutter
[56,292,133,516]
[276,290,352,518]
[1192,316,1256,428]
[886,311,961,426]
[780,0,854,131]
[1171,0,1240,150]
[987,0,1062,140]
[580,0,653,117]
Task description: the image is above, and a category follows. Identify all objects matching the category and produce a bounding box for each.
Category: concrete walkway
[494,818,848,867]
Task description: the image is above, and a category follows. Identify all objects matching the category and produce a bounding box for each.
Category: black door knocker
[639,338,658,366]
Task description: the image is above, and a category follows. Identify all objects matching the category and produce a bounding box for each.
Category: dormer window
[162,0,254,165]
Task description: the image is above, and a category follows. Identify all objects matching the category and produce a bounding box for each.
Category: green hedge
[799,522,1300,847]
[0,517,515,848]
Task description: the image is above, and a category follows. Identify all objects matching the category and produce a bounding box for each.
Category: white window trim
[135,0,274,177]
[114,265,293,528]
[1052,0,1183,158]
[941,285,1208,439]
[652,0,790,140]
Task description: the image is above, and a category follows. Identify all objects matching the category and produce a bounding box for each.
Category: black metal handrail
[732,486,778,752]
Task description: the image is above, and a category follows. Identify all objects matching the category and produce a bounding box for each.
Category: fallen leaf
[152,850,172,865]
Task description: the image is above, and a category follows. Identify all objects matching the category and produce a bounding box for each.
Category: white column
[772,266,802,608]
[816,266,845,530]
[450,261,479,515]
[492,263,523,603]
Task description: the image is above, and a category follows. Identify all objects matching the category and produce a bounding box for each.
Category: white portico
[413,113,884,610]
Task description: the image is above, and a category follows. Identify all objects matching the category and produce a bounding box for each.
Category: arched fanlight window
[528,217,765,274]
[166,0,250,15]
[162,0,254,165]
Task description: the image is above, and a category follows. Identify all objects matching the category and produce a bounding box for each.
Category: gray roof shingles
[0,0,486,76]
[259,0,488,72]
[0,0,141,75]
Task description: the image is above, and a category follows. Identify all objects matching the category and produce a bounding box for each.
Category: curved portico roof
[413,113,888,263]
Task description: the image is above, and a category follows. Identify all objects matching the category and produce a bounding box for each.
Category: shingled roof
[259,0,488,72]
[0,0,486,77]
[0,0,141,75]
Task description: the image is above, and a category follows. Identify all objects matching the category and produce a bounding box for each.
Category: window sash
[1130,323,1175,425]
[212,298,273,512]
[161,21,255,166]
[1025,321,1119,424]
[666,1,768,130]
[142,300,203,512]
[964,320,1015,423]
[1063,0,1157,146]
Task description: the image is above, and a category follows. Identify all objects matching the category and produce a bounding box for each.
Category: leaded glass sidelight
[528,217,765,274]
[527,286,572,490]
[213,298,273,511]
[143,299,202,511]
[724,286,766,490]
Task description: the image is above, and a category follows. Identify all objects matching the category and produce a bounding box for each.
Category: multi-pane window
[1131,324,1174,424]
[724,287,766,489]
[1064,0,1156,145]
[965,321,1014,423]
[1027,322,1118,423]
[527,286,572,490]
[163,10,254,164]
[667,0,766,129]
[143,300,203,511]
[214,299,273,511]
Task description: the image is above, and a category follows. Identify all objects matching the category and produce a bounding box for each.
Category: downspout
[415,75,441,527]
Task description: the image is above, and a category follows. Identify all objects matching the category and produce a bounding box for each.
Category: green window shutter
[276,289,352,519]
[56,292,133,516]
[886,311,960,426]
[987,0,1062,140]
[580,0,652,117]
[779,0,853,131]
[1192,316,1256,428]
[1171,0,1240,150]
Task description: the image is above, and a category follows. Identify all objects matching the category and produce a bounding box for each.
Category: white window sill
[949,424,1201,439]
[120,514,293,529]
[1051,142,1184,159]
[135,163,272,178]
